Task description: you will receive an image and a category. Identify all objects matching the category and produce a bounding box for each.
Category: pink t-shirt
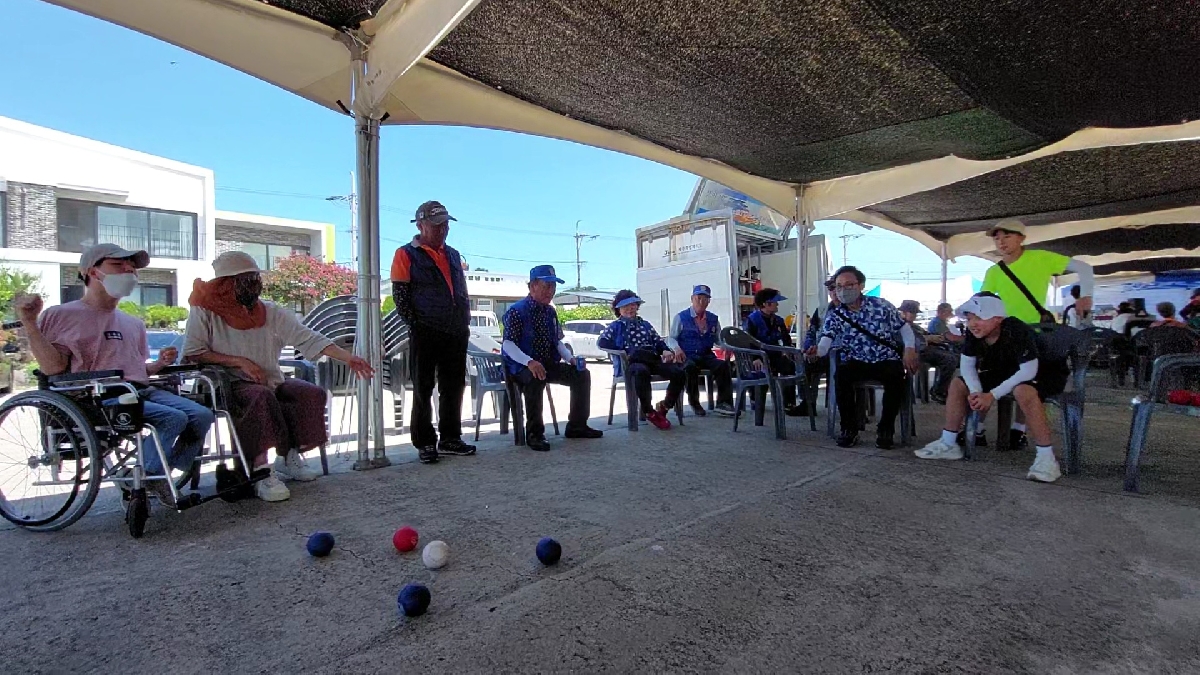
[38,300,150,384]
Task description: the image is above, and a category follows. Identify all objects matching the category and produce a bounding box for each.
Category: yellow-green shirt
[981,249,1070,323]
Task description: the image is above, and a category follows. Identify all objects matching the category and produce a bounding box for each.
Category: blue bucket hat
[614,294,644,309]
[692,284,712,297]
[529,264,565,284]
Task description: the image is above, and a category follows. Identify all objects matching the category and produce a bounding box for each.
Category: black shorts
[959,364,1068,401]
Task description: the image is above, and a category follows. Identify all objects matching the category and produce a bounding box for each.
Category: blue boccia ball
[398,584,431,617]
[536,537,562,565]
[306,531,335,557]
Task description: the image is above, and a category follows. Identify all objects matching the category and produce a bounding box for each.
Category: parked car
[146,330,183,364]
[469,310,501,341]
[561,320,612,361]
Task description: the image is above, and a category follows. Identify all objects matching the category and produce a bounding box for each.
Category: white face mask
[98,272,139,298]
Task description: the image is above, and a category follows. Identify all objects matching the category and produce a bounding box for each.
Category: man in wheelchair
[14,244,215,507]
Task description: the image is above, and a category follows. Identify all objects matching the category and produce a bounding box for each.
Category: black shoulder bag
[996,261,1057,326]
[831,306,904,357]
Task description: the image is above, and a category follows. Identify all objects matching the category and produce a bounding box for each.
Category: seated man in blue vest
[666,285,735,417]
[744,288,808,416]
[501,265,604,452]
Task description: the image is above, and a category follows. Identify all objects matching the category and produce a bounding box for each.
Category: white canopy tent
[38,0,1200,464]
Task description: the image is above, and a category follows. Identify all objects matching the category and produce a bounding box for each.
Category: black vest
[404,243,470,336]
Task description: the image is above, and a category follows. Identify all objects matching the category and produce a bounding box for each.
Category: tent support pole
[352,56,389,471]
[795,188,809,331]
[940,242,948,304]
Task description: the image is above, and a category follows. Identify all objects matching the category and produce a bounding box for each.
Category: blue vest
[676,309,719,359]
[502,297,561,375]
[745,309,785,345]
[403,243,470,336]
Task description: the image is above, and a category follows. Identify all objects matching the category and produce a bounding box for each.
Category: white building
[0,116,334,308]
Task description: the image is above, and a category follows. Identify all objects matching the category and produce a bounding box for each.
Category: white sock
[941,429,958,446]
[1012,422,1027,432]
[1035,445,1054,461]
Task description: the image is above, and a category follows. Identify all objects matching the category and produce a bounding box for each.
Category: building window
[57,198,197,259]
[60,282,174,306]
[235,242,308,270]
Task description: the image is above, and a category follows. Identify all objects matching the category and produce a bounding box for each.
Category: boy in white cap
[13,244,215,507]
[915,292,1061,483]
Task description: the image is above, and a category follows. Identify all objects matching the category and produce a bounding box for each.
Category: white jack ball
[422,540,450,570]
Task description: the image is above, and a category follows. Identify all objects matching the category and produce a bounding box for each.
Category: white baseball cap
[212,251,262,278]
[956,293,1007,320]
[986,218,1027,237]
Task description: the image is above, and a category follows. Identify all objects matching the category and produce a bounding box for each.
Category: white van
[469,310,502,340]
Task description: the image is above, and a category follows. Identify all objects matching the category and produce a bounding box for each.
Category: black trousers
[513,361,592,439]
[409,327,468,448]
[765,351,799,407]
[626,360,686,413]
[921,347,959,398]
[682,353,733,405]
[836,359,905,435]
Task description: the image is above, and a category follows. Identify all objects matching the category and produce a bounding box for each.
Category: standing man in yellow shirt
[977,218,1093,449]
[981,219,1094,324]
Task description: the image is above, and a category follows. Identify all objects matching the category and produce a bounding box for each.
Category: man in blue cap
[744,287,808,416]
[501,265,603,452]
[666,284,735,417]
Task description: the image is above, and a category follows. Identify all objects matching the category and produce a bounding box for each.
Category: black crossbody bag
[831,306,904,357]
[996,261,1057,326]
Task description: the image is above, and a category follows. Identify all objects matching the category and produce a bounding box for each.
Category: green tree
[0,266,41,319]
[143,305,188,328]
[558,304,613,323]
[118,300,144,319]
[382,295,396,315]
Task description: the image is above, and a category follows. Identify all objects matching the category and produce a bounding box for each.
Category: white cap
[956,293,1007,320]
[986,218,1027,237]
[212,251,261,278]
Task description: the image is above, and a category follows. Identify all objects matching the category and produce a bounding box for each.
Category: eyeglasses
[834,282,861,291]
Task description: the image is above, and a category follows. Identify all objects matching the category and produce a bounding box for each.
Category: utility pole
[838,233,864,266]
[573,219,598,290]
[325,171,359,272]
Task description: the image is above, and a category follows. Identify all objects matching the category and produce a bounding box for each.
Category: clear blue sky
[0,0,991,290]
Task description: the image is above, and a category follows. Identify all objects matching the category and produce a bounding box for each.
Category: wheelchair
[0,365,256,538]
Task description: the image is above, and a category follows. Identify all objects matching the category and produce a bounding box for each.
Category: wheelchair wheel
[0,391,103,531]
[126,488,148,538]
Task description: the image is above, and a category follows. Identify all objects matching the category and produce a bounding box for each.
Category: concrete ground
[1,364,1198,673]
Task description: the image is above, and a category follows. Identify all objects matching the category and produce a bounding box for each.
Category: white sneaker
[1027,456,1062,483]
[914,439,964,461]
[255,473,291,502]
[273,450,320,482]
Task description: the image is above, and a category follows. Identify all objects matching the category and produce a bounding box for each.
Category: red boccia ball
[393,526,419,553]
[1167,390,1192,406]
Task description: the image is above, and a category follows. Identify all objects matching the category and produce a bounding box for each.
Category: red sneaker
[646,409,672,430]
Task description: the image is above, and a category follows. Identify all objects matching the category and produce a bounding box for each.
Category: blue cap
[529,264,565,284]
[692,284,712,297]
[614,295,644,309]
[767,293,787,303]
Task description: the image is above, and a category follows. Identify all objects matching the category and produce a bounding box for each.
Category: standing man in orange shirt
[391,201,474,464]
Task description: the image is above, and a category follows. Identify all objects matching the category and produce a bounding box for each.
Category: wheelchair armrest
[280,359,317,383]
[152,364,203,377]
[47,369,124,385]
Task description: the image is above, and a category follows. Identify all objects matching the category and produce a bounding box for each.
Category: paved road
[0,366,1198,673]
